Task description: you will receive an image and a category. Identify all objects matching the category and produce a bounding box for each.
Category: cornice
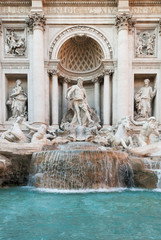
[0,1,31,6]
[130,0,161,6]
[43,0,118,6]
[1,60,29,69]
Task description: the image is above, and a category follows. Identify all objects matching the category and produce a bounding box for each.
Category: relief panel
[4,28,26,57]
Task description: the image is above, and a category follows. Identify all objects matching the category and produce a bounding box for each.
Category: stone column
[62,78,68,116]
[103,70,111,127]
[0,22,3,123]
[48,69,59,128]
[92,78,100,117]
[115,13,134,121]
[27,13,46,123]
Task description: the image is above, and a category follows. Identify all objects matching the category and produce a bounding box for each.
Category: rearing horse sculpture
[110,117,133,148]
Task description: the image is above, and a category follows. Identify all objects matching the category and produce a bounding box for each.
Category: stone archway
[48,26,114,127]
[49,25,113,61]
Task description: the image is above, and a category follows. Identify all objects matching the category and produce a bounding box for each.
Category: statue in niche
[0,116,29,143]
[66,77,94,127]
[7,79,27,120]
[136,31,155,57]
[6,30,26,56]
[135,79,156,119]
[130,117,159,147]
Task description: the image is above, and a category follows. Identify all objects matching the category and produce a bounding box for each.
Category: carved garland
[49,25,113,60]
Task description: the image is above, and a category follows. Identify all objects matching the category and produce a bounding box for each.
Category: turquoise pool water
[0,187,161,240]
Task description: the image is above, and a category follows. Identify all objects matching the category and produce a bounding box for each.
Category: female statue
[7,79,27,119]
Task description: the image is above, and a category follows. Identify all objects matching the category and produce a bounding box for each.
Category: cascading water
[28,142,134,189]
[142,158,161,188]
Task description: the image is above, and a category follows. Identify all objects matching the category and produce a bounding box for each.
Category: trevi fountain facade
[0,0,161,189]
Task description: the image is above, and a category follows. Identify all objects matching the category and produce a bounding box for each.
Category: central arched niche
[56,35,105,125]
[58,35,104,74]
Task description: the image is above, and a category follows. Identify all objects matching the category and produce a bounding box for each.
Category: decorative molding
[0,0,31,6]
[132,60,161,69]
[1,60,29,69]
[26,13,46,32]
[129,0,161,6]
[49,25,113,60]
[115,13,135,31]
[43,0,117,6]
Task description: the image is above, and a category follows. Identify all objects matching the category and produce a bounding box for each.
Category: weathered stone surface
[128,157,158,189]
[0,143,44,187]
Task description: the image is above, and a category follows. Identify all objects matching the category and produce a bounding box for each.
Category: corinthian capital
[48,68,58,76]
[103,69,114,76]
[26,13,46,31]
[115,13,135,31]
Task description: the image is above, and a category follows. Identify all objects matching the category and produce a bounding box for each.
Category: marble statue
[23,122,55,144]
[66,77,94,127]
[131,117,159,147]
[109,116,133,148]
[135,79,156,119]
[6,30,26,56]
[0,116,29,143]
[7,79,27,120]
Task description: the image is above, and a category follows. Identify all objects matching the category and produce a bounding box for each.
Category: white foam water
[22,186,161,194]
[143,158,161,188]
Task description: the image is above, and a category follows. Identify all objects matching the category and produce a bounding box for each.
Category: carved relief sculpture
[136,31,156,57]
[7,79,27,120]
[5,30,26,56]
[135,79,156,119]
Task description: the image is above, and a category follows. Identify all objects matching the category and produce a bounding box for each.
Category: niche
[5,74,28,120]
[134,74,156,120]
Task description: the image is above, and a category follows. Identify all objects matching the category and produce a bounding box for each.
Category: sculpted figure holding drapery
[135,79,156,119]
[7,79,27,120]
[66,77,94,127]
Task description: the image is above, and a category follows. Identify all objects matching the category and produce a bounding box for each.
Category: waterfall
[143,158,161,188]
[28,143,134,189]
